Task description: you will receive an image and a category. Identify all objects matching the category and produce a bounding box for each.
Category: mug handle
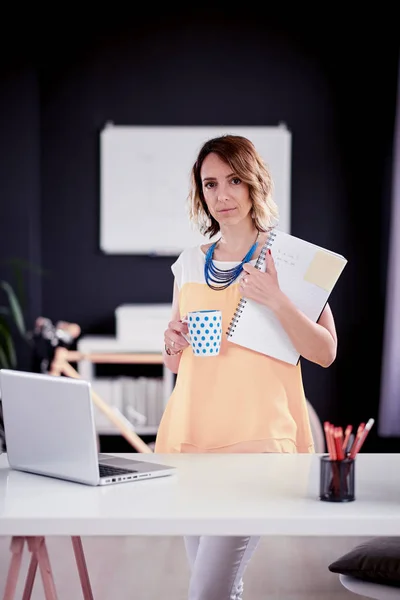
[180,317,191,344]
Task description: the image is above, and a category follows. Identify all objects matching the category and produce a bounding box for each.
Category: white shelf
[77,335,165,354]
[76,335,174,439]
[96,425,159,436]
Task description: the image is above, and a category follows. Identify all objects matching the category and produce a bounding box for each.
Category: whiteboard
[100,125,291,255]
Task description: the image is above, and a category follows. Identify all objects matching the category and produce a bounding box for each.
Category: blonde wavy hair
[187,134,279,238]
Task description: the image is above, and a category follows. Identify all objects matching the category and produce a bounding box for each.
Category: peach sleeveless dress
[154,246,314,454]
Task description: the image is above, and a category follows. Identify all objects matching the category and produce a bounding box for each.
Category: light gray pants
[184,535,261,600]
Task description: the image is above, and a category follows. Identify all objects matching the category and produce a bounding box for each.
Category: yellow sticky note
[304,251,346,292]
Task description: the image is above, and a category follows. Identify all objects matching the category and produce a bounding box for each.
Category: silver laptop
[0,369,176,486]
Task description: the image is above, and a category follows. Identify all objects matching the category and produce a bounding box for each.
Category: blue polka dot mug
[182,310,222,357]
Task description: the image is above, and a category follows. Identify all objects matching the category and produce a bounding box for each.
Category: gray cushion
[329,538,400,588]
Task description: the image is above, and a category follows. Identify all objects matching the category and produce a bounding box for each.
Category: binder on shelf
[226,228,347,365]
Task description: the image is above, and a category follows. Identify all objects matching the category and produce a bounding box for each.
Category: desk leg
[27,537,58,600]
[4,536,94,600]
[21,550,38,600]
[3,537,25,600]
[71,536,95,600]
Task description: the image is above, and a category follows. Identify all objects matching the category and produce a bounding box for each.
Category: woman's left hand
[239,250,283,310]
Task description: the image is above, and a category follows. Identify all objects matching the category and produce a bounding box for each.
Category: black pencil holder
[319,454,355,502]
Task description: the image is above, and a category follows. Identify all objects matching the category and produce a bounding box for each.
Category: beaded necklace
[204,232,259,291]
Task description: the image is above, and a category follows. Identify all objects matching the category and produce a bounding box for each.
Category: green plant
[0,280,26,368]
[0,258,46,369]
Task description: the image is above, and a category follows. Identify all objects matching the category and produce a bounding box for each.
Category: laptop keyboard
[99,464,138,477]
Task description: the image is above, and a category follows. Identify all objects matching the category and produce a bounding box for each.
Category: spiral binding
[226,228,277,338]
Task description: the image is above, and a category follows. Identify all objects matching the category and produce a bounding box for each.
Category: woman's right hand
[164,318,190,355]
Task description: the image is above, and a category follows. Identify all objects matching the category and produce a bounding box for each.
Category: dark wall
[0,66,42,367]
[1,16,399,450]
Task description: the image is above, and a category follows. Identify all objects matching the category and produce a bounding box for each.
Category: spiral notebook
[226,228,347,365]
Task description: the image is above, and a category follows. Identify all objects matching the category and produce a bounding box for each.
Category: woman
[155,134,337,600]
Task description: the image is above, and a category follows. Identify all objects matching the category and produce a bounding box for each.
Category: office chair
[306,399,325,453]
[339,574,400,599]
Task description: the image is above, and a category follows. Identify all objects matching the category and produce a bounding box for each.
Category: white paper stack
[115,303,172,350]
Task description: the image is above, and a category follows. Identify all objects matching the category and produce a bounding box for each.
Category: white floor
[0,535,371,599]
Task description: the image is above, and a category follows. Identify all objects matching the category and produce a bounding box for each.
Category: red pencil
[324,421,334,458]
[350,418,375,457]
[348,422,365,458]
[334,427,344,460]
[342,424,352,451]
[329,424,337,460]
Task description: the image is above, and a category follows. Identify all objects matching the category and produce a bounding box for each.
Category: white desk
[0,452,399,537]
